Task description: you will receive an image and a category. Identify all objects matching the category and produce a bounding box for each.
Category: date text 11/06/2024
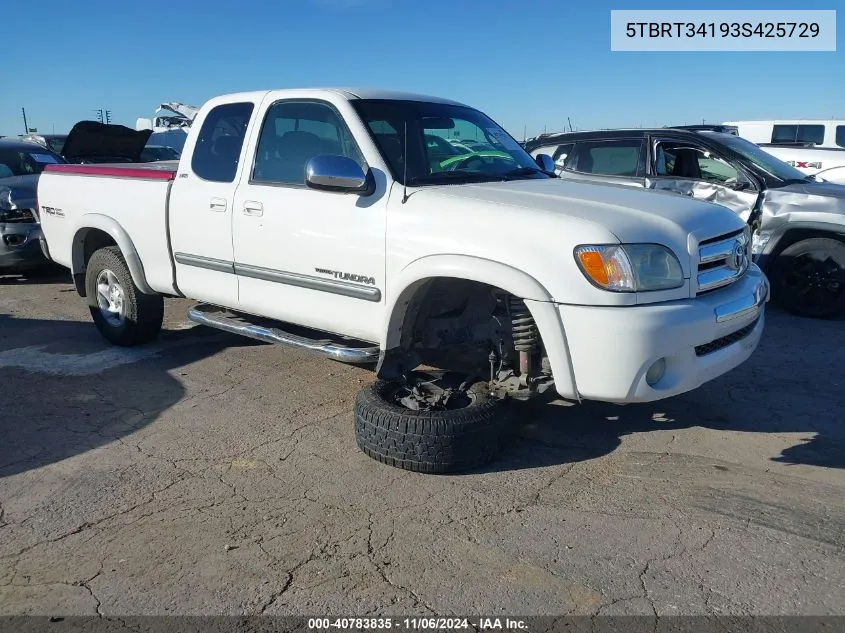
[307,618,528,630]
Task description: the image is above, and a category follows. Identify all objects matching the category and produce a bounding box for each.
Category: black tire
[354,375,507,474]
[85,246,164,346]
[771,238,845,319]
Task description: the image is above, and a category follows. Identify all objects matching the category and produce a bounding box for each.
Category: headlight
[0,187,13,211]
[574,244,684,292]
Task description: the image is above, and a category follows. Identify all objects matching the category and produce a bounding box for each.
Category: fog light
[646,358,666,387]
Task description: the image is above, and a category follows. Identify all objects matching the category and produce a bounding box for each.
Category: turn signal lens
[574,244,684,292]
[577,250,610,286]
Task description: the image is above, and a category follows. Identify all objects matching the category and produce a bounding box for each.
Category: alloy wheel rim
[96,269,126,327]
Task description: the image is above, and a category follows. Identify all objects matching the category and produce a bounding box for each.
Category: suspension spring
[509,296,538,352]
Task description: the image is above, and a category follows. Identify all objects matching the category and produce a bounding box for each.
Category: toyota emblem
[727,241,747,271]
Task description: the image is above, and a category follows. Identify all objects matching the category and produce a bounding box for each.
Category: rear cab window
[191,102,255,182]
[771,124,825,145]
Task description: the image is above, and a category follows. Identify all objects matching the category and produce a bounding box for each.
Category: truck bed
[39,161,180,295]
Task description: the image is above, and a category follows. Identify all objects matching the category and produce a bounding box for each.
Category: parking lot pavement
[0,270,844,617]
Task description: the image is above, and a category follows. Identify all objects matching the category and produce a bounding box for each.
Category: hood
[775,180,845,200]
[0,174,39,222]
[62,121,152,162]
[0,174,39,210]
[415,178,747,259]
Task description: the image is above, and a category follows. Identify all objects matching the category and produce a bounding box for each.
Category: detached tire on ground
[770,237,845,319]
[85,246,164,346]
[354,376,508,474]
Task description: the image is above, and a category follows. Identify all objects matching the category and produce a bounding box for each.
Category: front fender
[71,214,154,295]
[380,254,579,398]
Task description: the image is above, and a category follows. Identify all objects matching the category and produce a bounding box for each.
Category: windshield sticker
[486,128,522,151]
[31,153,59,164]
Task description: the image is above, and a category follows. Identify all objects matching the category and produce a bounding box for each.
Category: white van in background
[725,120,845,149]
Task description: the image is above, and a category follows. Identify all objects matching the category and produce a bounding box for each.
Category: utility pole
[95,109,104,123]
[22,107,29,134]
[105,110,112,124]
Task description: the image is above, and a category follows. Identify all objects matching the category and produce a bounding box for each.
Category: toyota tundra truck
[37,88,769,473]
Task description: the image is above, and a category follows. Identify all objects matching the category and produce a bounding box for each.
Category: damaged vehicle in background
[140,145,181,162]
[20,133,69,155]
[58,121,152,164]
[525,128,845,319]
[0,138,66,273]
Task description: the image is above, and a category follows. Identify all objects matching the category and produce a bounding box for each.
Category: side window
[571,140,642,177]
[191,102,254,183]
[797,125,825,144]
[252,101,365,185]
[552,143,575,170]
[771,124,797,144]
[837,126,845,148]
[772,124,825,145]
[654,141,741,184]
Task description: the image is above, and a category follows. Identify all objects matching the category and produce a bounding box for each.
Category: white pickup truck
[37,88,769,473]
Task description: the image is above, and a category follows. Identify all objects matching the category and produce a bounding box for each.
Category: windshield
[46,137,67,154]
[142,146,180,161]
[702,132,808,182]
[0,147,66,177]
[351,99,550,185]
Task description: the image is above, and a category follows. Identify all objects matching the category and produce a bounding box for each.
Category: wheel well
[73,229,118,296]
[769,228,845,261]
[380,277,545,380]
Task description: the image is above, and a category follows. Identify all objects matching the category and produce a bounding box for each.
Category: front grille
[695,228,751,295]
[694,317,759,357]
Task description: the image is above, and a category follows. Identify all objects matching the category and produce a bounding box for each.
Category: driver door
[645,136,758,221]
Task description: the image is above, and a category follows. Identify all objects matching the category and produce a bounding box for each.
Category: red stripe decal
[44,163,177,180]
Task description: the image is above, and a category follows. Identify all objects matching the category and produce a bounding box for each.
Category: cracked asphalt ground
[1,269,844,617]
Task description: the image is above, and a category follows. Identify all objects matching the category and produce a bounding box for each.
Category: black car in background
[0,138,66,272]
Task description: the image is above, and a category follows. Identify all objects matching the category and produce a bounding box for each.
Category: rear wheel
[354,371,508,474]
[771,238,845,319]
[85,246,164,346]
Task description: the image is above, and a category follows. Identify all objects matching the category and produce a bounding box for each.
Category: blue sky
[1,0,842,138]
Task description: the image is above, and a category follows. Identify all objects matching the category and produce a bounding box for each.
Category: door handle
[209,198,227,212]
[243,201,264,217]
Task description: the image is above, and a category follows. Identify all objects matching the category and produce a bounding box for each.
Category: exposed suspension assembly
[509,296,539,385]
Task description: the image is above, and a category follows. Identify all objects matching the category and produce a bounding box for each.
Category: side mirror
[535,153,556,174]
[305,155,372,194]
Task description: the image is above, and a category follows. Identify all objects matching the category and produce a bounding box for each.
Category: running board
[186,304,379,365]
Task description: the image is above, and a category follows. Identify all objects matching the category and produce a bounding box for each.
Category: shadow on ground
[0,314,255,478]
[0,264,70,286]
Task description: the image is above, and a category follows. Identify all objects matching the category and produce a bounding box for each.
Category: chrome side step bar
[186,303,379,365]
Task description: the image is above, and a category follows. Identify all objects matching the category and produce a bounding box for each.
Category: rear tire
[85,246,164,346]
[354,373,507,474]
[771,237,845,319]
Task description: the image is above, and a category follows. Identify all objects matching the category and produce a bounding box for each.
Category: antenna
[567,117,573,132]
[401,119,409,204]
